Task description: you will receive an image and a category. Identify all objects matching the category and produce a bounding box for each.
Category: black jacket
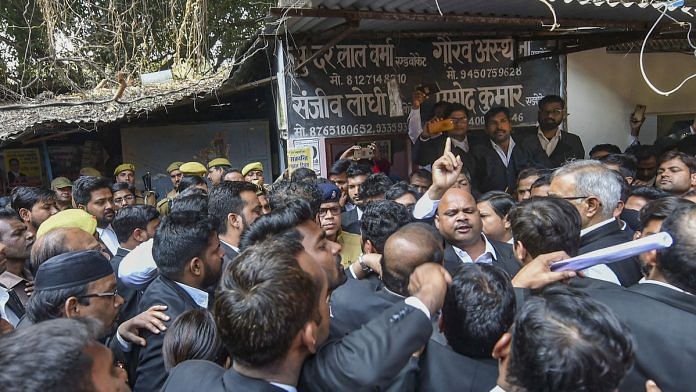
[340,208,361,235]
[443,241,521,279]
[299,301,432,391]
[417,339,498,392]
[579,221,643,287]
[471,141,532,193]
[518,130,585,169]
[412,134,481,180]
[163,361,284,392]
[133,275,203,391]
[330,275,402,333]
[220,241,239,272]
[578,280,696,392]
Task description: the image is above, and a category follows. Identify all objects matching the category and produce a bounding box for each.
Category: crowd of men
[0,95,695,392]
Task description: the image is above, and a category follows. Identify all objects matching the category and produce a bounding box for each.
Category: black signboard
[284,37,560,140]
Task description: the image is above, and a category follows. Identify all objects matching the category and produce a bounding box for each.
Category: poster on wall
[284,38,560,141]
[288,147,312,173]
[291,138,323,175]
[4,148,43,188]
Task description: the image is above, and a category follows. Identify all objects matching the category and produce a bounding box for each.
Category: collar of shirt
[451,136,469,153]
[356,206,363,220]
[537,127,561,156]
[175,281,209,308]
[96,225,119,254]
[580,217,617,237]
[490,138,516,167]
[490,386,507,392]
[269,382,297,392]
[220,240,240,253]
[452,234,498,264]
[639,278,693,295]
[383,286,406,299]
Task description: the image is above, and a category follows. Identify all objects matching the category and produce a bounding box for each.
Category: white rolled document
[550,232,673,272]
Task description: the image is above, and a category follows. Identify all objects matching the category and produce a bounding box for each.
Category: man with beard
[655,151,696,196]
[134,211,224,391]
[10,186,58,235]
[73,176,118,256]
[207,181,262,269]
[50,177,73,210]
[471,107,532,193]
[518,95,585,169]
[0,209,35,325]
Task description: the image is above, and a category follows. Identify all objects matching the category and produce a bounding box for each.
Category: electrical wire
[538,0,559,31]
[640,2,696,96]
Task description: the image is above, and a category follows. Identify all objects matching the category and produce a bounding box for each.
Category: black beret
[34,250,114,291]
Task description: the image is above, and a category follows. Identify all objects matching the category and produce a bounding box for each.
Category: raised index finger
[444,137,452,155]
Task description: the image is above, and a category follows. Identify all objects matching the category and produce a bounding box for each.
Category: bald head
[381,223,444,296]
[30,227,101,272]
[435,188,483,248]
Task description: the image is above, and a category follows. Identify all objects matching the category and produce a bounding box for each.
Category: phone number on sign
[295,123,407,138]
[447,67,523,81]
[329,73,407,87]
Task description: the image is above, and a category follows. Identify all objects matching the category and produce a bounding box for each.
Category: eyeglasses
[319,206,341,217]
[77,289,119,300]
[114,195,135,204]
[450,117,468,123]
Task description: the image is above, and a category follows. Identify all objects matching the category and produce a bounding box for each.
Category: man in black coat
[207,181,262,270]
[133,212,224,391]
[577,202,696,392]
[518,95,585,169]
[419,263,515,391]
[549,160,642,286]
[330,222,443,332]
[111,205,160,323]
[435,188,521,278]
[340,164,371,235]
[471,107,533,193]
[412,103,483,172]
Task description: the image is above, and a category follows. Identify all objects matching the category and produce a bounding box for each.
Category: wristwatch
[358,254,372,274]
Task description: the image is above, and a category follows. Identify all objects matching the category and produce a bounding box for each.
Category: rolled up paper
[550,232,673,272]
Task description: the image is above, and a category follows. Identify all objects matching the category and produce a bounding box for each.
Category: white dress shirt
[490,386,507,392]
[451,136,470,153]
[175,281,209,308]
[118,239,157,289]
[639,278,692,295]
[579,218,621,285]
[270,383,297,392]
[220,240,240,254]
[413,192,439,220]
[491,139,516,167]
[96,224,119,255]
[537,127,561,156]
[0,288,19,326]
[452,234,498,265]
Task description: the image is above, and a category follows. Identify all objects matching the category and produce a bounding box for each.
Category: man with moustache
[518,95,585,169]
[317,182,361,268]
[0,209,35,325]
[51,177,73,211]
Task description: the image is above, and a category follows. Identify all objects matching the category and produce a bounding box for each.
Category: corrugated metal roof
[0,38,269,144]
[272,0,695,34]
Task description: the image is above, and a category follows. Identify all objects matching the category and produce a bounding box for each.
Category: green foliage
[0,0,271,101]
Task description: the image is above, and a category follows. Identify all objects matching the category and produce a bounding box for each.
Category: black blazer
[330,275,402,333]
[299,301,433,391]
[133,276,203,392]
[471,141,532,193]
[417,339,498,392]
[412,133,485,169]
[163,361,284,392]
[220,241,239,273]
[579,281,696,392]
[341,208,361,235]
[518,130,585,169]
[579,221,643,287]
[443,241,521,279]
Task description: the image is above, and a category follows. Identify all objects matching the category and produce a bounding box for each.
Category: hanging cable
[640,2,696,96]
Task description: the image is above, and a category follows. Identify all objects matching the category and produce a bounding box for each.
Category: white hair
[552,160,621,219]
